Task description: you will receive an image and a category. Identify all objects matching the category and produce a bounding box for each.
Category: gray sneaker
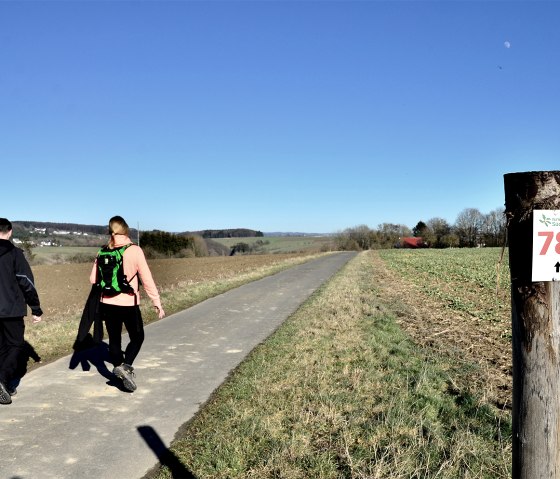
[0,382,12,405]
[113,364,137,392]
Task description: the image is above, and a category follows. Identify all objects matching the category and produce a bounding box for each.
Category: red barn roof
[401,237,425,248]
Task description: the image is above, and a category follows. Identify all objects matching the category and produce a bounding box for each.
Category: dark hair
[0,218,12,234]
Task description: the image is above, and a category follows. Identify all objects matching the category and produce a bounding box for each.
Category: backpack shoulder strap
[120,243,141,290]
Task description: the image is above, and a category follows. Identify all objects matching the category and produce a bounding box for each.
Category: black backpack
[96,244,137,297]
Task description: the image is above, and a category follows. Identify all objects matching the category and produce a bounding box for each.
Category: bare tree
[426,217,451,248]
[346,225,373,250]
[454,208,484,247]
[480,208,506,247]
[376,223,412,248]
[334,225,374,251]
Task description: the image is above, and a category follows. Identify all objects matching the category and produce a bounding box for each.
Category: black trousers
[99,303,144,368]
[0,317,25,385]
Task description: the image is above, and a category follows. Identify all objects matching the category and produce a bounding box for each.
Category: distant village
[12,225,100,248]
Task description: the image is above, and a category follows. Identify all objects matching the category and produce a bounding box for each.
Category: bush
[141,246,168,260]
[192,235,209,257]
[205,239,231,256]
[140,231,205,257]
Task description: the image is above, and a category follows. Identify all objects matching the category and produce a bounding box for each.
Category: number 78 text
[538,231,560,255]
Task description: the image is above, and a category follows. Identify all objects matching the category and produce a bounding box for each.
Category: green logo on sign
[539,213,560,228]
[540,214,551,227]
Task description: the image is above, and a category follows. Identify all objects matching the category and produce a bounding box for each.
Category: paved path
[0,252,356,479]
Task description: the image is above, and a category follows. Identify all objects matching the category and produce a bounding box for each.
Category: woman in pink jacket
[90,215,165,391]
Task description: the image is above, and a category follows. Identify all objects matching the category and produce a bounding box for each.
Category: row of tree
[230,239,270,255]
[140,230,208,258]
[192,229,264,239]
[140,230,234,258]
[334,207,506,250]
[141,206,506,257]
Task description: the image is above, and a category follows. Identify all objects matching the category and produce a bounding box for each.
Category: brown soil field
[33,253,309,321]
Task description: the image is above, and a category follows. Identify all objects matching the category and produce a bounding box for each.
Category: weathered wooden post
[504,171,560,478]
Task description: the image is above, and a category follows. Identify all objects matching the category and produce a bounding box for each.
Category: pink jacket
[89,235,162,309]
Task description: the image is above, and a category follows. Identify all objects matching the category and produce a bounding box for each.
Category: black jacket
[74,285,103,350]
[0,239,43,318]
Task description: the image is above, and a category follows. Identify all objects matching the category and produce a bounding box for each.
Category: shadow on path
[69,336,112,377]
[138,425,198,479]
[68,336,130,391]
[4,340,41,394]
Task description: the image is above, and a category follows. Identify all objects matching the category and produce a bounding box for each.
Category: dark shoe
[0,382,12,405]
[7,379,18,396]
[113,364,137,392]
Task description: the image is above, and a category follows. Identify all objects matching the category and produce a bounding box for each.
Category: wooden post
[504,171,560,478]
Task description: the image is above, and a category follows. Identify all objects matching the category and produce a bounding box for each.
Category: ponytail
[107,216,130,248]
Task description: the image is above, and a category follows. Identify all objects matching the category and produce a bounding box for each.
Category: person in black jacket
[0,218,43,404]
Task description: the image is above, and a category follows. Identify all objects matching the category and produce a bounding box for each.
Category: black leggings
[100,303,144,367]
[0,318,25,384]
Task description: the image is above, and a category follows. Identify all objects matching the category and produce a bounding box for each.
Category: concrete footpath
[0,252,356,479]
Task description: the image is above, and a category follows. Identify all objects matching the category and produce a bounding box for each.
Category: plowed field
[33,253,309,321]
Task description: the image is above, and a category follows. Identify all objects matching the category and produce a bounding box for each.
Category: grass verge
[148,251,511,479]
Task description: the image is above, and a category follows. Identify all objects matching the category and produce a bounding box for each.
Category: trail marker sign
[532,209,560,281]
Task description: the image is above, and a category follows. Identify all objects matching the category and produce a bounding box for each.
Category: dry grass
[149,251,511,479]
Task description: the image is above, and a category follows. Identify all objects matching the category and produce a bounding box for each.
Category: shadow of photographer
[138,425,198,479]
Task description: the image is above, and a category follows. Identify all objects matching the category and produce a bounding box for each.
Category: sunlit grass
[150,251,511,479]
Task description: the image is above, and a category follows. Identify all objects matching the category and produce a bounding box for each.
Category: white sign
[532,210,560,281]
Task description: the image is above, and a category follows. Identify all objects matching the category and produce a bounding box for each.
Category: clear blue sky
[1,0,558,233]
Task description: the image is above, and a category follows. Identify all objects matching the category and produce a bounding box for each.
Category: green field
[212,235,334,254]
[378,247,510,324]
